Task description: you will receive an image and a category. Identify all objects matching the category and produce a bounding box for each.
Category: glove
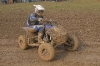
[38,18,43,22]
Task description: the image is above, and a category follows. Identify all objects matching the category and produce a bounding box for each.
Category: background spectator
[13,0,17,3]
[1,0,7,4]
[8,0,13,4]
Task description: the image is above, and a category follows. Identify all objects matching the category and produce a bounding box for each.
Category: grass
[0,0,100,13]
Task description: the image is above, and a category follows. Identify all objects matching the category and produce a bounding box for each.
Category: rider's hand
[38,18,44,22]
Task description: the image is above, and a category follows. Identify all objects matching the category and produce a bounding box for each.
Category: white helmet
[33,5,45,13]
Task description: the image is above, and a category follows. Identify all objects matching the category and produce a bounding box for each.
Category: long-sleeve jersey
[26,13,43,27]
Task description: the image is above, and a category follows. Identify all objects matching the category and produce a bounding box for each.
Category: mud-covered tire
[64,34,79,51]
[18,35,28,50]
[38,43,55,61]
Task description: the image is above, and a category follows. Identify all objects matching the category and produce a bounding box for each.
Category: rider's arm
[30,13,37,22]
[27,13,44,26]
[27,13,38,26]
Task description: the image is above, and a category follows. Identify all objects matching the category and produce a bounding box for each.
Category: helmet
[33,5,45,13]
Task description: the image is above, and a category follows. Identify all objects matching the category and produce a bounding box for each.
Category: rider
[26,5,45,44]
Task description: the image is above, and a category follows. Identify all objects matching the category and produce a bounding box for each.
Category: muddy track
[0,7,100,66]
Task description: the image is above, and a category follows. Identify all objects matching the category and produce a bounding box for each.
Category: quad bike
[18,20,79,61]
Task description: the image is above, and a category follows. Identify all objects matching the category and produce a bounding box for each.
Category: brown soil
[0,4,100,66]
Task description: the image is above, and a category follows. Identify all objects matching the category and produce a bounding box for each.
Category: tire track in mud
[0,9,100,66]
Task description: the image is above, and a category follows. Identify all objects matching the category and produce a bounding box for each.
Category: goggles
[38,10,44,13]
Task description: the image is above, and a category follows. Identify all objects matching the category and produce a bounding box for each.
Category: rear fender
[21,27,29,32]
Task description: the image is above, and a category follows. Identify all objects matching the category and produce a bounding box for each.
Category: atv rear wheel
[38,43,55,61]
[18,35,28,50]
[64,34,79,51]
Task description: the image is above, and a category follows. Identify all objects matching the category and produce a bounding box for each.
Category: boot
[38,33,44,44]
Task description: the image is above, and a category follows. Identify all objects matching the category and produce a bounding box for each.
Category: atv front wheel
[38,43,55,61]
[64,34,79,51]
[18,35,28,50]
